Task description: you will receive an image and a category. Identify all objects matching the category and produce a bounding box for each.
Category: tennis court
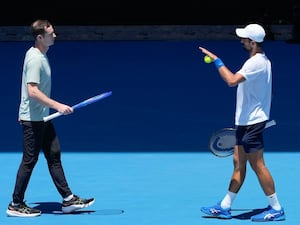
[0,39,299,224]
[0,152,298,225]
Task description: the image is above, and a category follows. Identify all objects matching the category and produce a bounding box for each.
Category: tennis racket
[208,120,277,158]
[43,91,112,122]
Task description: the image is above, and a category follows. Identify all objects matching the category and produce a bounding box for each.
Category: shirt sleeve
[237,56,266,81]
[25,56,41,84]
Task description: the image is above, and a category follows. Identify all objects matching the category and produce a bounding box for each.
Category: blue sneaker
[251,206,285,222]
[201,202,232,219]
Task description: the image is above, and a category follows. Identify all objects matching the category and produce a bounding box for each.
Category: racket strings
[209,129,236,157]
[216,135,236,149]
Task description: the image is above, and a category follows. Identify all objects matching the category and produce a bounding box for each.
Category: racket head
[208,128,236,158]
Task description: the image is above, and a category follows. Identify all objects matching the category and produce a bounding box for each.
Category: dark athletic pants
[12,121,72,203]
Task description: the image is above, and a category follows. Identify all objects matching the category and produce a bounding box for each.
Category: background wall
[1,1,298,26]
[1,40,299,152]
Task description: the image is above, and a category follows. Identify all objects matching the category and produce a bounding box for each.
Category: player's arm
[199,46,245,87]
[27,83,73,114]
[217,67,245,87]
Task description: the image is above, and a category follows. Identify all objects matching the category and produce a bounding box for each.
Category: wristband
[214,58,224,69]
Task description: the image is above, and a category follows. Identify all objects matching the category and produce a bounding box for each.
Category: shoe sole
[200,209,232,219]
[62,199,95,213]
[6,209,41,217]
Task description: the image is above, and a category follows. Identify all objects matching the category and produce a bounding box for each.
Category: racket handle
[265,120,276,128]
[43,112,62,122]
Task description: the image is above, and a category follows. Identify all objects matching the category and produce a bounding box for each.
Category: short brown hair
[30,19,52,39]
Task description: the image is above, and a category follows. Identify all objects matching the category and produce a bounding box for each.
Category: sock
[63,194,74,202]
[267,193,281,210]
[221,191,237,209]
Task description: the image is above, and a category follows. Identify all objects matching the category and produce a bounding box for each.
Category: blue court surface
[0,152,298,225]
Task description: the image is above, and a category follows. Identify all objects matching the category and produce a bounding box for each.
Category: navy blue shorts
[236,121,266,153]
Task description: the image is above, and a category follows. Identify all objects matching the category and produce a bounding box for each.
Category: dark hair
[30,19,52,39]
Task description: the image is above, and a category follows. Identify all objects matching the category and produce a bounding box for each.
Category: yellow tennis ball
[204,55,213,64]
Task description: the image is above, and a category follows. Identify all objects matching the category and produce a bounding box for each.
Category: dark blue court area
[0,39,299,224]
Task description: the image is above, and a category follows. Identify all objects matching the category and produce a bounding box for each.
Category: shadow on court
[201,207,268,220]
[232,207,269,220]
[33,202,124,216]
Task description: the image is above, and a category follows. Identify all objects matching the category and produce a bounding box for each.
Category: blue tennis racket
[208,120,277,158]
[43,91,112,122]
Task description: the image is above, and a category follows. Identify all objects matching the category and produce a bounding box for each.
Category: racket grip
[265,120,276,128]
[43,112,62,122]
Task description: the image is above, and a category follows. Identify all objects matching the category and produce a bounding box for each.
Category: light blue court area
[0,152,298,225]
